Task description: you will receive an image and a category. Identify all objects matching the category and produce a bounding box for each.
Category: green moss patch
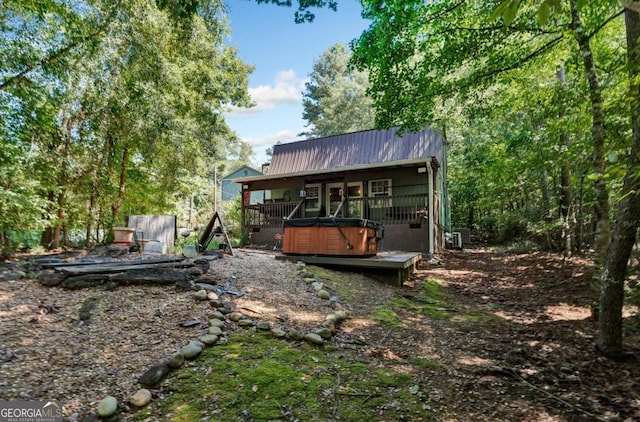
[135,332,434,421]
[372,306,401,326]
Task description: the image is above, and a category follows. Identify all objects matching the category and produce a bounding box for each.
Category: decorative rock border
[89,260,352,419]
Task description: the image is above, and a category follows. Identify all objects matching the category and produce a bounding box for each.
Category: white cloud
[226,70,307,116]
[242,130,300,148]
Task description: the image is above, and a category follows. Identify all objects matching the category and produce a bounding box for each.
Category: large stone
[303,333,324,345]
[129,389,152,407]
[271,328,286,338]
[209,319,225,329]
[180,341,204,359]
[315,327,333,339]
[138,364,170,387]
[311,282,324,291]
[97,396,118,417]
[237,319,254,327]
[317,289,331,300]
[3,271,22,281]
[228,312,244,322]
[256,321,271,330]
[299,269,314,278]
[209,310,225,320]
[209,299,224,308]
[334,310,348,322]
[194,289,208,300]
[199,334,219,346]
[208,326,223,336]
[288,329,303,341]
[207,292,219,301]
[167,352,185,369]
[323,320,336,333]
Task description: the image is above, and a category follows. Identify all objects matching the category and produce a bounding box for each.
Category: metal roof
[266,126,443,176]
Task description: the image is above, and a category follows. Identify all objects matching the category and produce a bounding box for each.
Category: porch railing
[243,193,429,229]
[351,194,428,224]
[244,201,303,229]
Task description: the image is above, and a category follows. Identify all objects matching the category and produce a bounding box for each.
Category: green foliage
[301,43,374,137]
[222,193,248,246]
[352,0,629,250]
[253,0,338,23]
[0,0,253,252]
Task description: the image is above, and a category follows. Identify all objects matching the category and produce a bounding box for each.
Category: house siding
[221,166,264,203]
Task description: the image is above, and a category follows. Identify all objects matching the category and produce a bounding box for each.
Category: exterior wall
[379,223,430,253]
[248,227,282,248]
[221,166,264,202]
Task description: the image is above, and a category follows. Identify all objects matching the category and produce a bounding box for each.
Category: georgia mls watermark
[0,401,62,422]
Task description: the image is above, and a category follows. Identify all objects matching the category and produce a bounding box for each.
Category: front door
[347,182,363,218]
[326,183,344,216]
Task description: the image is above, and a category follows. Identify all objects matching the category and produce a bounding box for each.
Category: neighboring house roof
[268,126,443,176]
[221,165,262,180]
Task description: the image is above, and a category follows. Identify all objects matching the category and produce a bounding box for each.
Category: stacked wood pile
[37,256,214,289]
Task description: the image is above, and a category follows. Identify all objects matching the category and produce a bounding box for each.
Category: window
[305,184,320,211]
[368,179,392,208]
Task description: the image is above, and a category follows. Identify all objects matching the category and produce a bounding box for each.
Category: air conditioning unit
[451,232,463,249]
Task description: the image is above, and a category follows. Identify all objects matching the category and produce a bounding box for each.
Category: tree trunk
[576,172,585,253]
[557,66,573,254]
[597,6,640,361]
[570,0,611,274]
[86,137,110,247]
[111,147,129,224]
[41,190,56,249]
[52,191,66,249]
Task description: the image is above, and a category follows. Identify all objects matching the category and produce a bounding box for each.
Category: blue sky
[224,0,370,168]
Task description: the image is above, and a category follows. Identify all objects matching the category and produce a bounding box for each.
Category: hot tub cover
[283,217,382,229]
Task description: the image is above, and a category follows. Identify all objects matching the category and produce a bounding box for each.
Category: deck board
[275,251,422,285]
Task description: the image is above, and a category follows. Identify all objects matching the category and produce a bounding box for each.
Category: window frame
[304,183,321,211]
[368,179,392,208]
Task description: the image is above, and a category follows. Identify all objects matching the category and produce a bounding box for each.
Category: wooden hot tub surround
[282,217,383,256]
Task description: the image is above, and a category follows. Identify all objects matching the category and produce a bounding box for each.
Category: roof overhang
[233,157,437,187]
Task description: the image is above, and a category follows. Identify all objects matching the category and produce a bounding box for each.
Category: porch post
[427,158,435,256]
[241,183,249,234]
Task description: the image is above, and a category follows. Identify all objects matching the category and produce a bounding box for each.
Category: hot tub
[282,218,383,256]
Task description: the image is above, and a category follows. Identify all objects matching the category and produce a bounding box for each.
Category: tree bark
[570,0,611,272]
[86,136,110,247]
[597,6,640,361]
[111,146,129,225]
[557,66,573,254]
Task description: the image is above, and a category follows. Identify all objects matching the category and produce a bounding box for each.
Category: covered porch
[235,158,443,254]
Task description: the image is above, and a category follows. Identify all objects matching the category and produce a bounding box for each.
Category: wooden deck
[275,251,423,286]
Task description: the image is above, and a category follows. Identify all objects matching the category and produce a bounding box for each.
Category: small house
[221,165,266,203]
[234,127,449,255]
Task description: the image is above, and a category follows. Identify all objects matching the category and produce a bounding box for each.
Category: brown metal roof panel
[268,126,443,175]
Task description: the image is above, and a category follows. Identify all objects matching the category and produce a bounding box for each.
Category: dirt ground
[391,250,640,421]
[1,248,639,421]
